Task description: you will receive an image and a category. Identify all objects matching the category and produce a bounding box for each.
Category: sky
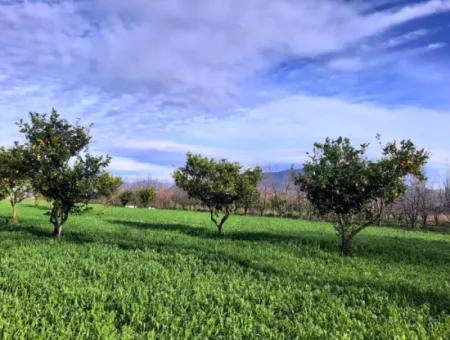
[0,0,449,184]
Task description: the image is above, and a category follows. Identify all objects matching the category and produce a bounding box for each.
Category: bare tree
[257,174,272,216]
[417,183,432,228]
[269,170,294,217]
[428,189,446,226]
[396,179,422,229]
[443,178,450,220]
[396,178,431,229]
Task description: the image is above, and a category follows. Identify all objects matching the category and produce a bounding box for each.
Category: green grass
[0,201,449,339]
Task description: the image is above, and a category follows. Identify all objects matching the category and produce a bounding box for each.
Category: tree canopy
[96,172,123,202]
[137,187,156,208]
[236,169,262,215]
[119,190,135,207]
[95,172,123,213]
[295,137,428,255]
[174,153,262,234]
[0,143,31,223]
[18,109,110,238]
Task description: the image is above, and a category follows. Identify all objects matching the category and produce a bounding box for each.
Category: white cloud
[385,29,429,47]
[427,42,446,49]
[327,42,447,71]
[165,94,450,167]
[1,0,449,108]
[1,0,450,182]
[109,157,175,181]
[116,139,228,156]
[428,149,450,164]
[85,0,450,104]
[327,58,365,71]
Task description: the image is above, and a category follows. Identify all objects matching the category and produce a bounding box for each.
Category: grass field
[0,200,449,339]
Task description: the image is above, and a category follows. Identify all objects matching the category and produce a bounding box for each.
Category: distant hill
[122,169,303,191]
[262,169,302,190]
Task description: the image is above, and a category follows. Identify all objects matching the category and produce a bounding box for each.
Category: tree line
[170,137,428,255]
[0,111,431,255]
[115,169,450,231]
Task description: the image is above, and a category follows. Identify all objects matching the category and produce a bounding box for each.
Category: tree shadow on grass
[108,218,335,243]
[108,219,450,265]
[3,218,449,268]
[1,220,449,317]
[83,222,450,317]
[0,221,51,238]
[313,276,450,317]
[20,203,51,211]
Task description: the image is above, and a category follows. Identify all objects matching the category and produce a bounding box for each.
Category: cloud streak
[113,94,450,180]
[108,157,175,181]
[0,0,449,182]
[1,0,449,108]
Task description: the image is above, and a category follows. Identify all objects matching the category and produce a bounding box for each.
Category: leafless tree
[427,189,446,226]
[396,178,424,229]
[257,173,272,216]
[269,170,294,217]
[443,178,450,219]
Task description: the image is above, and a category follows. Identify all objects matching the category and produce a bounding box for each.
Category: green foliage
[269,195,290,217]
[237,168,263,214]
[174,153,262,233]
[296,137,429,255]
[119,190,134,207]
[0,143,32,222]
[0,201,449,338]
[137,187,156,208]
[0,188,6,201]
[96,172,123,203]
[18,109,110,238]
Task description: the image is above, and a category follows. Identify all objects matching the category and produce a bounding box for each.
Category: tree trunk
[434,214,440,226]
[101,201,108,215]
[53,224,62,239]
[11,203,18,224]
[421,214,427,229]
[210,209,229,235]
[406,214,416,229]
[339,237,351,256]
[376,199,384,226]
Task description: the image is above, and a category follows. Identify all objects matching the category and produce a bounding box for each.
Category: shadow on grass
[20,203,51,211]
[2,218,448,266]
[317,276,450,317]
[0,221,51,238]
[108,219,450,262]
[1,219,449,316]
[108,219,335,243]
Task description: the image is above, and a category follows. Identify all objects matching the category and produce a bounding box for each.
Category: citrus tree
[0,143,32,223]
[96,172,123,213]
[118,190,134,207]
[137,187,156,208]
[237,168,263,215]
[174,153,262,234]
[295,137,428,255]
[18,109,110,238]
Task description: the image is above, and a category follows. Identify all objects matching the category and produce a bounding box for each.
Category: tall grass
[0,200,449,338]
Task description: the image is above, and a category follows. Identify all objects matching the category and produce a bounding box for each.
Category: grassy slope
[0,201,449,339]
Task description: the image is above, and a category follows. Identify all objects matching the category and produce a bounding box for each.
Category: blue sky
[0,0,449,184]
